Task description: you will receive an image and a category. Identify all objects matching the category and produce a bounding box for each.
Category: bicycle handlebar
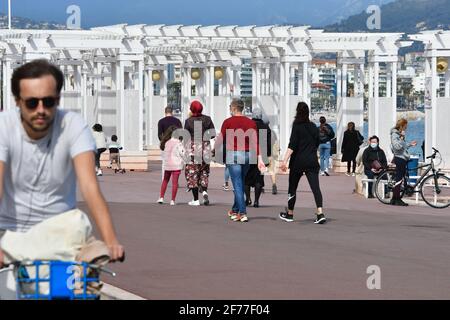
[426,148,440,160]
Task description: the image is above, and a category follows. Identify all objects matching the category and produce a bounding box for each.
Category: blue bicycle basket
[16,261,100,300]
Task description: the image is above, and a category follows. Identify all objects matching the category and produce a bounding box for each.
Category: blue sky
[0,0,392,28]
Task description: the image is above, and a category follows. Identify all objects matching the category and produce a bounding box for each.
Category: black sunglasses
[22,96,59,110]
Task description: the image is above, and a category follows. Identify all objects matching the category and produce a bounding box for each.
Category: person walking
[158,106,182,141]
[158,106,182,181]
[362,136,387,198]
[92,124,107,176]
[390,119,417,206]
[215,99,266,223]
[341,122,364,176]
[244,108,271,208]
[108,135,125,174]
[318,116,335,176]
[157,126,186,206]
[279,102,326,224]
[184,101,215,206]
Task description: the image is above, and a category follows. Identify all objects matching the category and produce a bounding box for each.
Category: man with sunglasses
[0,60,125,271]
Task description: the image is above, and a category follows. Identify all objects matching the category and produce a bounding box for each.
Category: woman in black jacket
[279,102,326,224]
[341,122,363,176]
[245,108,271,208]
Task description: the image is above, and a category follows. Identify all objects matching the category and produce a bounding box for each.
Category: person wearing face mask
[390,118,417,206]
[362,136,387,198]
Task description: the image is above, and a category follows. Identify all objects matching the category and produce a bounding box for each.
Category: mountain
[324,0,450,33]
[314,0,395,27]
[0,13,66,30]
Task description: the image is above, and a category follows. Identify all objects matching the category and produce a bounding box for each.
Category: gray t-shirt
[0,109,96,232]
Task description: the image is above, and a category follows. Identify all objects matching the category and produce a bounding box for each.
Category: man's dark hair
[319,116,326,124]
[369,135,379,143]
[111,135,118,142]
[11,59,64,99]
[93,124,103,132]
[165,106,173,114]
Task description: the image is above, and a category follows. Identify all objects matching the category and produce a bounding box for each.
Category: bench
[362,176,421,203]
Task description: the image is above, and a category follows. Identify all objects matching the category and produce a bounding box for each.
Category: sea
[327,119,425,159]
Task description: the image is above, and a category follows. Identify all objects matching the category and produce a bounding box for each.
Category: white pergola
[410,31,450,168]
[0,25,447,168]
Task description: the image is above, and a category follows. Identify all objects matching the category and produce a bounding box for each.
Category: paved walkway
[79,162,450,300]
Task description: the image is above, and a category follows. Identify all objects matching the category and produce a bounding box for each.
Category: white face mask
[371,143,378,149]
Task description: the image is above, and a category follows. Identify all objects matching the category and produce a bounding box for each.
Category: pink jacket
[162,138,185,171]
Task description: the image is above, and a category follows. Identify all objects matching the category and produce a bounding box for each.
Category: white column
[431,55,438,152]
[359,63,365,98]
[289,66,295,96]
[181,67,187,122]
[368,63,375,136]
[445,65,450,98]
[81,69,88,121]
[2,59,12,111]
[252,62,259,109]
[234,68,241,96]
[137,60,144,151]
[302,62,309,104]
[386,63,392,98]
[391,61,398,125]
[225,66,234,97]
[94,62,102,123]
[283,61,291,155]
[272,63,283,147]
[265,66,270,96]
[374,62,380,137]
[336,64,342,102]
[342,64,348,98]
[117,60,126,150]
[208,65,215,124]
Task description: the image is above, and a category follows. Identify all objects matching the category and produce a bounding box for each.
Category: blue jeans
[226,151,251,214]
[224,167,230,183]
[319,142,331,172]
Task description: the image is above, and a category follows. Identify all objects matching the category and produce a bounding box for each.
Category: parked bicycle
[374,148,450,209]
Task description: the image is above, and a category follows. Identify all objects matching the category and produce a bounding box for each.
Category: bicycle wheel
[420,174,450,209]
[374,170,405,205]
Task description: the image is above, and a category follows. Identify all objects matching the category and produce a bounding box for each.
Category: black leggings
[393,157,407,200]
[288,170,323,211]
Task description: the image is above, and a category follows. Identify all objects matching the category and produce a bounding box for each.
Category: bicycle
[1,260,116,300]
[374,148,450,209]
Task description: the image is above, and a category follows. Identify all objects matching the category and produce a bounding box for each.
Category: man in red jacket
[215,99,266,223]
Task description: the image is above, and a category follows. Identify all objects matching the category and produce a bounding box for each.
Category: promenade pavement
[79,162,450,300]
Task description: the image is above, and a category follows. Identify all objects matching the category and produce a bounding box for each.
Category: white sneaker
[157,198,164,204]
[170,200,176,206]
[320,171,325,176]
[188,200,200,206]
[96,169,103,176]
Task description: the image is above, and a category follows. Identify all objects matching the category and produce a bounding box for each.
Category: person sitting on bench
[362,135,387,198]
